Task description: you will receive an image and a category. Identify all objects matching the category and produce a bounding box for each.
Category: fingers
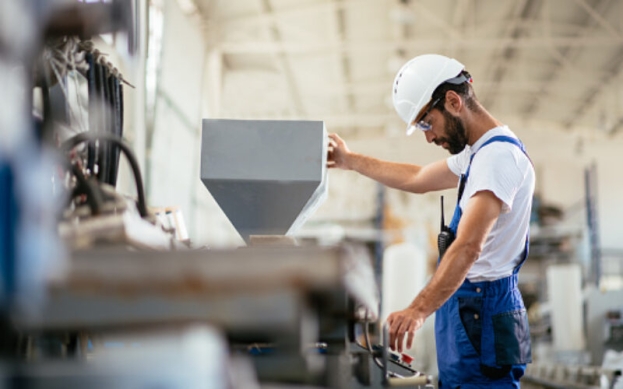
[326,145,336,168]
[328,133,342,148]
[386,313,419,353]
[406,325,416,350]
[386,315,396,350]
[327,134,335,149]
[388,314,405,352]
[326,133,350,170]
[394,319,408,353]
[326,134,339,168]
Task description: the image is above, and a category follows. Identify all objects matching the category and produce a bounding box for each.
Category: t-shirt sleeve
[466,145,526,214]
[446,148,470,176]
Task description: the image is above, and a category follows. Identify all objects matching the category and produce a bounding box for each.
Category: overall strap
[457,136,529,204]
[464,135,528,179]
[514,237,531,274]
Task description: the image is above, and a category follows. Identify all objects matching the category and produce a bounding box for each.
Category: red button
[401,353,413,364]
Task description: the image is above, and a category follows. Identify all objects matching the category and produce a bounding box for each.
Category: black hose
[97,64,110,183]
[70,163,104,215]
[110,76,122,186]
[62,132,148,218]
[85,52,97,173]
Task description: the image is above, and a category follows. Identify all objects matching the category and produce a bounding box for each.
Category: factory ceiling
[190,0,623,138]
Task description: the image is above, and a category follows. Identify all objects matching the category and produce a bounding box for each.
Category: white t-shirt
[446,125,535,282]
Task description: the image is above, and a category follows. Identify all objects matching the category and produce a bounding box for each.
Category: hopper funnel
[200,119,328,242]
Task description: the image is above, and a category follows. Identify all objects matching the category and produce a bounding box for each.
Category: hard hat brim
[404,98,433,136]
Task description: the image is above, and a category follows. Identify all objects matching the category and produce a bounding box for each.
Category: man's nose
[424,130,435,144]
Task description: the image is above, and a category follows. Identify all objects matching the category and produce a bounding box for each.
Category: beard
[436,110,469,155]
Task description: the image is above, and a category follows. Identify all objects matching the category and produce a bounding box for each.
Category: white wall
[146,0,218,245]
[143,1,245,247]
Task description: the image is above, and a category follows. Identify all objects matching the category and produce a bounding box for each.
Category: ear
[443,90,463,115]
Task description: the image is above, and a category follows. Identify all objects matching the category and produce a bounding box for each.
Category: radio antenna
[440,196,445,229]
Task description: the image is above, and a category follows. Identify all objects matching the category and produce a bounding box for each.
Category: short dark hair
[431,70,480,112]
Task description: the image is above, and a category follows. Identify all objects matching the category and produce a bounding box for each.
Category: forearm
[407,192,502,317]
[385,192,502,353]
[407,241,480,317]
[346,152,426,193]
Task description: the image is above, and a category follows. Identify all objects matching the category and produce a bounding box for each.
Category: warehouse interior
[1,0,623,387]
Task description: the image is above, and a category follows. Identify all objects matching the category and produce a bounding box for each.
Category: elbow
[405,182,428,194]
[456,240,482,264]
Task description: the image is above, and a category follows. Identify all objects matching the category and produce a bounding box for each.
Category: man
[327,54,534,388]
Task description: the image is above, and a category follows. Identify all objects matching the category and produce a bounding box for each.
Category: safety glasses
[407,96,442,135]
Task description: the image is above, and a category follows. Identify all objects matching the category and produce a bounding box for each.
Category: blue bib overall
[436,136,532,388]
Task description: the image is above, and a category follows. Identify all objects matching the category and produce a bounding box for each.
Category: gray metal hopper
[200,119,328,242]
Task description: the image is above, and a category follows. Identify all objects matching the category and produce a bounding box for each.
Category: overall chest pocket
[492,309,532,365]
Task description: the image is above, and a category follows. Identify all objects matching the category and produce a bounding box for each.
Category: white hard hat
[392,54,465,135]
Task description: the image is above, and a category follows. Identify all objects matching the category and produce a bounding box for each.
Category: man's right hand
[327,133,352,170]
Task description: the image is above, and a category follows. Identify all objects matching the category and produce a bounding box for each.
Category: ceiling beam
[409,0,461,40]
[217,35,623,54]
[607,116,623,135]
[257,0,305,117]
[220,0,457,41]
[221,0,371,27]
[447,0,472,59]
[480,0,529,108]
[562,47,623,129]
[481,0,541,110]
[221,11,595,43]
[451,0,471,29]
[333,0,354,117]
[573,0,621,40]
[315,79,551,97]
[522,0,615,118]
[388,0,409,63]
[219,0,591,41]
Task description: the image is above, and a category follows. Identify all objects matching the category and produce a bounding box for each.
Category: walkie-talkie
[437,196,455,259]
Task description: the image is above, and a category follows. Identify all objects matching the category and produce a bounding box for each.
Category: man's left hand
[386,307,425,353]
